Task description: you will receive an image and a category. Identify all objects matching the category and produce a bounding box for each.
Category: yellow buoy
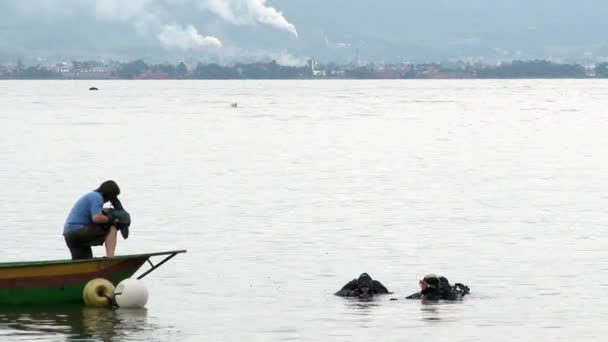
[83,278,115,308]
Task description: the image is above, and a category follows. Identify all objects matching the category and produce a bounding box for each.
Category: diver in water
[405,274,470,300]
[335,273,391,298]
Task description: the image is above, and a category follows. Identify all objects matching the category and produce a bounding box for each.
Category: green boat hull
[0,251,185,306]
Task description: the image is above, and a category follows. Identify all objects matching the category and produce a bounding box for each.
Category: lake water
[0,80,607,341]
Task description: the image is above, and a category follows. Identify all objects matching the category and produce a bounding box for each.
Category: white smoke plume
[324,34,352,48]
[92,0,223,50]
[205,0,298,37]
[158,24,222,49]
[271,50,306,66]
[6,0,298,52]
[95,0,298,39]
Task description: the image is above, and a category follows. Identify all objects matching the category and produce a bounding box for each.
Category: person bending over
[63,180,130,260]
[335,273,391,298]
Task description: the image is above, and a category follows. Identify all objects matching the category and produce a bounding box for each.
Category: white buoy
[114,278,149,308]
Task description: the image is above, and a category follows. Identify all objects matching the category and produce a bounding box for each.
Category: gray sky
[1,0,607,64]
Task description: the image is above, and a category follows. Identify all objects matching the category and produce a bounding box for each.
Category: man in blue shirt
[63,180,123,260]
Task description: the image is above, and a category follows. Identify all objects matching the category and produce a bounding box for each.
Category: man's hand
[106,210,118,227]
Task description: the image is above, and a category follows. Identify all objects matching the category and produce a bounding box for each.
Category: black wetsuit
[335,279,390,297]
[406,287,456,300]
[406,278,470,300]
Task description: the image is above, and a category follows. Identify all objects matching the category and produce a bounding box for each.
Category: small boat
[0,250,186,306]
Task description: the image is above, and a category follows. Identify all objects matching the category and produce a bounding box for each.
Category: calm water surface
[1,80,607,341]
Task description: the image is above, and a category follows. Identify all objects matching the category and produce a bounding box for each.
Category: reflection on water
[0,306,148,341]
[342,297,382,315]
[420,302,442,322]
[418,301,466,324]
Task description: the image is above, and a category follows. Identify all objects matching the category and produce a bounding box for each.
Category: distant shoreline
[2,59,607,80]
[0,77,603,81]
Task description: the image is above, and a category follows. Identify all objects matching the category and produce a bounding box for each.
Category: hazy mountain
[1,0,607,64]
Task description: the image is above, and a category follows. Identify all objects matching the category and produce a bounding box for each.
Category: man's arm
[89,194,113,225]
[92,214,112,225]
[405,292,423,299]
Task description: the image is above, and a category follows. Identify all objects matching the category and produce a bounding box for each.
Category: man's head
[95,180,120,202]
[357,273,374,296]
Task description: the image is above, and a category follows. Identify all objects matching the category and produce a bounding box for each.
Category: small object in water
[89,87,98,91]
[114,278,149,308]
[83,278,115,308]
[230,102,238,107]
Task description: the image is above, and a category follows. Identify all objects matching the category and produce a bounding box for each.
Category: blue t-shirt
[63,191,104,234]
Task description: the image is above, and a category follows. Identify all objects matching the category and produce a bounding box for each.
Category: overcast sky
[1,0,607,64]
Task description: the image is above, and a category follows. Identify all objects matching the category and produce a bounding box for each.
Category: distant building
[307,58,325,77]
[63,67,112,79]
[375,68,402,79]
[49,62,71,74]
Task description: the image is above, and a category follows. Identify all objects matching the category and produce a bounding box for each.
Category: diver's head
[420,274,440,290]
[438,276,450,288]
[357,273,373,296]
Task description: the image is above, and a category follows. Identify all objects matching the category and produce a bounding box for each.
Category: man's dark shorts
[64,223,110,260]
